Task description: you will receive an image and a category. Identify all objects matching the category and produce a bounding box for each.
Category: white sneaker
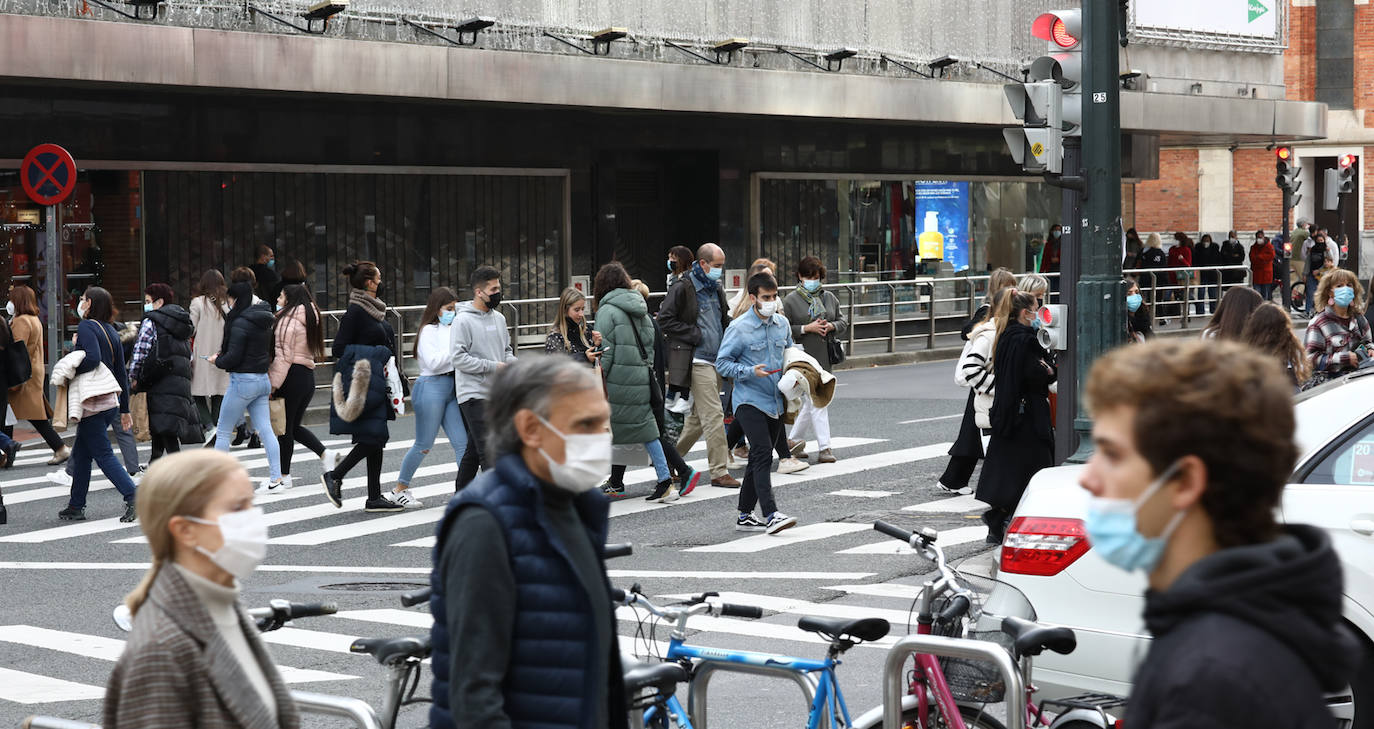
[256,476,293,495]
[777,457,809,474]
[321,448,340,475]
[765,512,798,535]
[386,489,424,509]
[666,394,694,415]
[47,469,72,486]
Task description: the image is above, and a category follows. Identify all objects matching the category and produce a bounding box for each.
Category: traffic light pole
[1055,139,1082,464]
[1064,0,1125,464]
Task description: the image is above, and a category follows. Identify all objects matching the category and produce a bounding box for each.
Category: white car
[994,370,1374,728]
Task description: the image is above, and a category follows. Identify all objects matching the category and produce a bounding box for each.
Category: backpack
[1307,244,1328,273]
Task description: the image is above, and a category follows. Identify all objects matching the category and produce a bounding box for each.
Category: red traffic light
[1339,154,1357,169]
[1032,11,1081,49]
[1049,19,1077,47]
[1276,147,1292,161]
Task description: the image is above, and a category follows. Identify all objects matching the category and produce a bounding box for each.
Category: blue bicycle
[613,586,891,729]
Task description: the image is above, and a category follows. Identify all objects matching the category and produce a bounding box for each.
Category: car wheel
[1333,632,1374,729]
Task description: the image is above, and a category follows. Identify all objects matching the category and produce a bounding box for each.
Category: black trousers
[335,443,384,500]
[1,419,65,451]
[734,405,782,517]
[725,417,792,460]
[150,432,181,462]
[456,399,488,490]
[277,364,325,475]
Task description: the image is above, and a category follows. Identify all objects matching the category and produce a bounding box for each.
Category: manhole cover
[318,582,430,592]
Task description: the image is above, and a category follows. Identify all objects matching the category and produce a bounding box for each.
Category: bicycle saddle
[797,616,891,643]
[1000,616,1076,657]
[349,635,432,665]
[622,660,689,693]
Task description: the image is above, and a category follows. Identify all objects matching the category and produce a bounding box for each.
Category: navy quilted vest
[428,454,620,729]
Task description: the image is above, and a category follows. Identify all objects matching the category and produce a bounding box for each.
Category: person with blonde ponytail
[104,450,298,729]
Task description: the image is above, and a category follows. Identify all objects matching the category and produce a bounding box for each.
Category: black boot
[0,492,7,525]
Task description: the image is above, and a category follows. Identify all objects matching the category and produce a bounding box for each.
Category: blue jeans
[1305,272,1318,313]
[643,438,671,483]
[398,375,468,486]
[0,427,13,450]
[216,372,281,480]
[68,408,137,509]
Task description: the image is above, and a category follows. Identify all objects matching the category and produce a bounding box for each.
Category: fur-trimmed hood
[332,357,371,422]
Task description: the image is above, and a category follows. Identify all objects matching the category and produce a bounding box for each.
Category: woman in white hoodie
[937,287,1015,495]
[388,288,467,507]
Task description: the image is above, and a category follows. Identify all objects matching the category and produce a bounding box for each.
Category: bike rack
[688,661,824,729]
[292,690,384,729]
[882,635,1025,729]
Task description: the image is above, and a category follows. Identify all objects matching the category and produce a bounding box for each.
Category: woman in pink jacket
[262,284,334,495]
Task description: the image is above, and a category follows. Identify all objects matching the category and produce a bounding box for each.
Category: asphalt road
[0,360,1005,729]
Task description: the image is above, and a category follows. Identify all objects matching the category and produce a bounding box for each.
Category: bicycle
[853,521,1124,729]
[613,584,889,728]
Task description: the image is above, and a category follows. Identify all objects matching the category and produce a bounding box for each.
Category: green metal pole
[1065,0,1126,463]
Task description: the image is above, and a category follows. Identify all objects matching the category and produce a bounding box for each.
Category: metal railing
[881,634,1025,729]
[303,265,1252,395]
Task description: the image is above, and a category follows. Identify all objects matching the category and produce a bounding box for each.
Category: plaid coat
[103,566,300,729]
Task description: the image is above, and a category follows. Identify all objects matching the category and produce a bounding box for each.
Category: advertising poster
[912,181,970,271]
[1132,0,1280,45]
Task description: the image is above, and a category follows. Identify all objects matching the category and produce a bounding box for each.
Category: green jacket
[594,288,660,445]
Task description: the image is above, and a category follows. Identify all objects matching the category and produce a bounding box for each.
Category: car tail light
[1000,516,1089,576]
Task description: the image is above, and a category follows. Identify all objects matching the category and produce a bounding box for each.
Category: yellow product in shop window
[918,210,945,260]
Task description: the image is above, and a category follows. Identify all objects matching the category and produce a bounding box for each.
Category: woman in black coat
[321,260,399,514]
[128,283,197,463]
[975,291,1056,544]
[210,281,284,490]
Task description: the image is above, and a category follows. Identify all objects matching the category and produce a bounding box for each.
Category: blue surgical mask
[143,303,154,313]
[801,279,821,293]
[1126,294,1143,313]
[667,259,675,273]
[267,258,275,269]
[1084,461,1186,573]
[1334,286,1355,307]
[439,310,456,326]
[1030,316,1043,330]
[706,266,723,281]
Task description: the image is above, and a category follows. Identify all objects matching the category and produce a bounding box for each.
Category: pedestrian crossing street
[0,428,999,709]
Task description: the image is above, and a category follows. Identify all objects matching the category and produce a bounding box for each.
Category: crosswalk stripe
[334,609,431,629]
[827,489,899,498]
[269,507,442,546]
[391,440,926,549]
[0,666,106,704]
[685,523,871,553]
[836,525,987,554]
[822,584,922,600]
[902,494,984,512]
[260,627,368,654]
[0,624,355,684]
[606,570,877,580]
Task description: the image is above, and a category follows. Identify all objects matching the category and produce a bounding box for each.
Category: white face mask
[535,414,611,494]
[4,302,13,318]
[185,507,269,581]
[757,300,779,318]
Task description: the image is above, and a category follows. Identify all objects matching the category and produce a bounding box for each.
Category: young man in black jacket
[1079,340,1358,729]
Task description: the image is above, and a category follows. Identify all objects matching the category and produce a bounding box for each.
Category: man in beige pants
[658,243,740,487]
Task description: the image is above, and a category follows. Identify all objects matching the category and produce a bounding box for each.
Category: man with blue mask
[249,244,280,303]
[1079,340,1356,729]
[658,242,738,487]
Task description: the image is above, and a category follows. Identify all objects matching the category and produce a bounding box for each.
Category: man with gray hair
[428,354,625,729]
[658,242,739,487]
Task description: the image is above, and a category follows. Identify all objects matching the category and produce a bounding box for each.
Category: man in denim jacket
[715,272,798,535]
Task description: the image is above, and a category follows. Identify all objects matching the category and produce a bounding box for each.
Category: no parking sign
[20,143,77,206]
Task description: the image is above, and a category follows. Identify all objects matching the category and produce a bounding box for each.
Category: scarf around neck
[796,283,825,320]
[349,289,387,321]
[690,261,718,293]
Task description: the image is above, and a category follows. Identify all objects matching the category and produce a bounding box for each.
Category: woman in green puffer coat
[593,262,677,503]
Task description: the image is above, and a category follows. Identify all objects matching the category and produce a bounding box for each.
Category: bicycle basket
[929,571,1036,704]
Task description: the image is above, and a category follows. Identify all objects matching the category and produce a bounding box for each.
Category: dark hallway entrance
[595,150,719,288]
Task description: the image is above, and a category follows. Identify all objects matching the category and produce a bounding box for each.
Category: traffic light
[1338,154,1358,195]
[1037,304,1069,351]
[1003,9,1082,174]
[1275,147,1302,207]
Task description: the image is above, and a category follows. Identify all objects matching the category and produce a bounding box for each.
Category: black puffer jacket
[330,343,393,446]
[133,305,197,437]
[215,303,275,373]
[1127,525,1359,729]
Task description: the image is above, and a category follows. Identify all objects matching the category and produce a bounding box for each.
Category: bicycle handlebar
[611,587,763,625]
[603,543,634,560]
[718,603,764,619]
[400,588,432,608]
[938,595,972,624]
[873,520,915,543]
[248,600,338,631]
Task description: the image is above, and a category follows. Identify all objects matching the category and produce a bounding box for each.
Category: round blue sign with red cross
[20,143,77,206]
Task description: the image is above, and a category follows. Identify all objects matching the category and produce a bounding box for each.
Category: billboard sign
[912,181,970,272]
[1131,0,1282,51]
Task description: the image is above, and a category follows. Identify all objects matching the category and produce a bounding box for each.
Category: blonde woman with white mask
[104,450,297,729]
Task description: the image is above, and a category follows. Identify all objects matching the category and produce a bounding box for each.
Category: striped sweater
[957,321,997,428]
[1303,307,1372,374]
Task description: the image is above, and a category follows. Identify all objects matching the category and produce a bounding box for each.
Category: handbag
[130,392,152,442]
[627,316,665,415]
[268,397,287,436]
[4,338,31,389]
[383,356,406,416]
[826,335,845,366]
